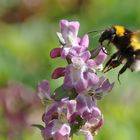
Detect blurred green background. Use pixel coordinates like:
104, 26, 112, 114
0, 0, 140, 140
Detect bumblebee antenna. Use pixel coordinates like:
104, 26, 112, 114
90, 32, 102, 39
87, 30, 99, 34
87, 30, 104, 40
87, 29, 104, 34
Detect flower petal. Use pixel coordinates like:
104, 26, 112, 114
80, 51, 91, 62
38, 80, 50, 95
67, 100, 77, 118
79, 130, 94, 140
63, 66, 73, 90
58, 124, 71, 136
38, 80, 51, 100
50, 48, 62, 58
95, 48, 107, 65
75, 78, 88, 94
79, 34, 89, 51
52, 67, 65, 79
60, 20, 68, 33
52, 124, 71, 140
68, 21, 80, 36
42, 104, 58, 124
86, 59, 96, 68
85, 72, 99, 88
95, 79, 114, 94
41, 121, 54, 140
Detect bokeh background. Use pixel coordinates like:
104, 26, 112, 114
0, 0, 140, 140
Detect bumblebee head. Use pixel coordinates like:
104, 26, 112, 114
99, 25, 128, 45
99, 27, 116, 45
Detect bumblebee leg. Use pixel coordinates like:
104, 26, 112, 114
118, 57, 134, 83
118, 65, 127, 84
134, 50, 140, 56
103, 51, 120, 72
104, 60, 121, 73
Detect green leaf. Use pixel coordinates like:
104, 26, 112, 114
53, 85, 77, 101
32, 124, 44, 130
70, 115, 85, 136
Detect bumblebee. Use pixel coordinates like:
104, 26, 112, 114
98, 25, 140, 82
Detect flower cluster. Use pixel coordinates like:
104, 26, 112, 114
37, 20, 114, 140
0, 81, 41, 139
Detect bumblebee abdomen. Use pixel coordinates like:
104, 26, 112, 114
130, 35, 140, 51
130, 59, 140, 72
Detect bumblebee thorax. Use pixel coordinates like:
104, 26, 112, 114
114, 25, 125, 37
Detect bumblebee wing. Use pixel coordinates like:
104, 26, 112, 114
132, 30, 140, 35
130, 31, 140, 50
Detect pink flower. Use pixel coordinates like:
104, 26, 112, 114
76, 95, 102, 124
76, 95, 103, 140
63, 56, 99, 94
42, 121, 71, 140
88, 77, 114, 100
78, 116, 104, 140
42, 98, 76, 125
51, 48, 112, 95
50, 20, 90, 59
38, 19, 114, 140
41, 98, 76, 140
61, 34, 90, 59
0, 81, 41, 139
58, 19, 80, 46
